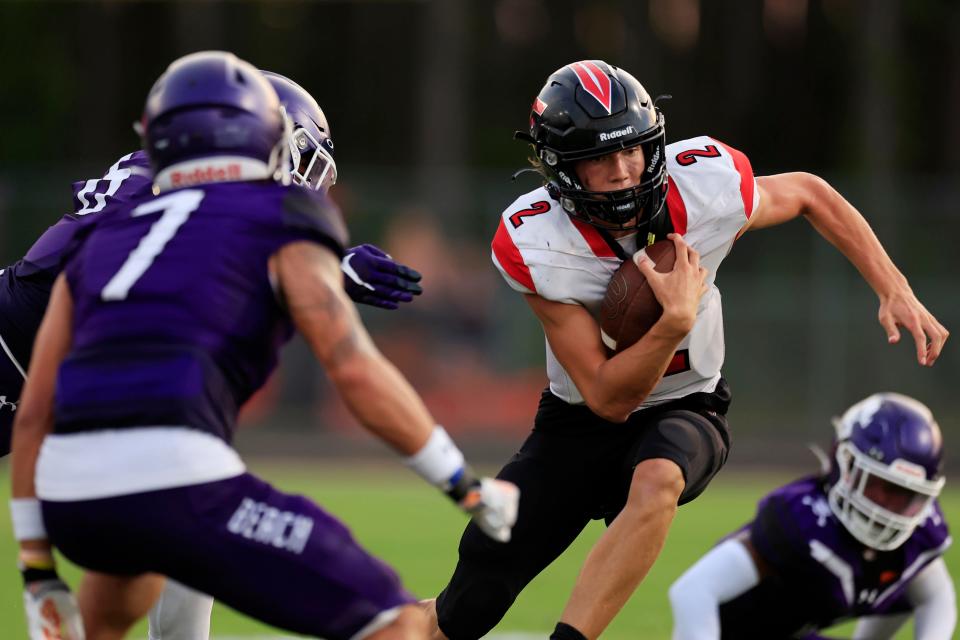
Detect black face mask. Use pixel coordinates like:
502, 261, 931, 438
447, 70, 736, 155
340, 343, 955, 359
545, 130, 668, 232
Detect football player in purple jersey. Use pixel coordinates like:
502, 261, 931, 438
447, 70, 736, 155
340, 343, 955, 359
142, 71, 425, 640
0, 68, 424, 640
9, 51, 518, 640
0, 77, 420, 456
670, 393, 955, 640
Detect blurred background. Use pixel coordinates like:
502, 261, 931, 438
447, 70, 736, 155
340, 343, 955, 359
0, 0, 957, 469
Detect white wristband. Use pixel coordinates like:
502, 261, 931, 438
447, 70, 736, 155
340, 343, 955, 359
404, 426, 466, 486
9, 498, 47, 542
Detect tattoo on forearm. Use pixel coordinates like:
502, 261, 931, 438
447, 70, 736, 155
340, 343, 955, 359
328, 323, 362, 367
286, 278, 344, 316
289, 284, 363, 363
280, 244, 367, 367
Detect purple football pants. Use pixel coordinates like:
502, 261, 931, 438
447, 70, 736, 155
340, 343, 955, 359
43, 472, 414, 639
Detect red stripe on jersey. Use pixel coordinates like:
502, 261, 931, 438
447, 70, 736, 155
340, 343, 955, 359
664, 349, 691, 377
570, 61, 612, 114
492, 220, 536, 292
713, 139, 756, 219
666, 176, 688, 235
570, 217, 618, 259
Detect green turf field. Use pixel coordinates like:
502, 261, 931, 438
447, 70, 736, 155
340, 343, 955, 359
0, 461, 954, 639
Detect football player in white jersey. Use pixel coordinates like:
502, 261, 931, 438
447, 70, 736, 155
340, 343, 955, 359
422, 60, 948, 640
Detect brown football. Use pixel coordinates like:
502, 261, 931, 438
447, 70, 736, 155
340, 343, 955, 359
599, 240, 677, 354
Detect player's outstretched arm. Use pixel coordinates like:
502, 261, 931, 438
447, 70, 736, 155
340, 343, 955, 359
901, 558, 956, 640
526, 234, 707, 423
272, 241, 518, 541
8, 275, 85, 640
743, 172, 948, 366
668, 537, 761, 640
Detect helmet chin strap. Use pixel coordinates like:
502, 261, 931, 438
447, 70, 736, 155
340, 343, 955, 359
513, 130, 537, 145
646, 196, 674, 242
593, 225, 632, 261
510, 167, 542, 182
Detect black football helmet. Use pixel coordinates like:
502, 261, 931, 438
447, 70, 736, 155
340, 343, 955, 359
518, 60, 667, 231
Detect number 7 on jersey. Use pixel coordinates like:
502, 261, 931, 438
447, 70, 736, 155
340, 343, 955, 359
101, 189, 205, 301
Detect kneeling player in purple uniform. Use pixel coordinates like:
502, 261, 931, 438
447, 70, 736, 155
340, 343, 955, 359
9, 51, 518, 640
669, 393, 955, 640
2, 70, 425, 640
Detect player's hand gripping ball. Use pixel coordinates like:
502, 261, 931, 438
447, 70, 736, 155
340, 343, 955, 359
599, 239, 677, 354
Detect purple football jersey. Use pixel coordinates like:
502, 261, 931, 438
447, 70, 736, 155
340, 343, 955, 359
0, 151, 152, 456
718, 476, 951, 638
54, 181, 347, 442
0, 152, 151, 365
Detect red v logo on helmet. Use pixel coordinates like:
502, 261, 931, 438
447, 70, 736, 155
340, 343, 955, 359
570, 61, 612, 114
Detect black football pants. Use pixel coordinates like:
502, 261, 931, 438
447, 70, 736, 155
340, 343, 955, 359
435, 380, 732, 640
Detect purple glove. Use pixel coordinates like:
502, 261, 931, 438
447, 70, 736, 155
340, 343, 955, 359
341, 244, 423, 310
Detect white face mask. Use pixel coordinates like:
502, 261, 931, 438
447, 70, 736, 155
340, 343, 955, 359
288, 125, 337, 193
828, 442, 944, 551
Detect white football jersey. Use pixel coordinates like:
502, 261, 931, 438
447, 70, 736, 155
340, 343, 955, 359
492, 136, 760, 408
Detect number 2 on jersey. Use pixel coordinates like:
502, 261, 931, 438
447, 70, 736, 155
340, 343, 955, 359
675, 144, 721, 166
509, 200, 550, 228
101, 189, 205, 301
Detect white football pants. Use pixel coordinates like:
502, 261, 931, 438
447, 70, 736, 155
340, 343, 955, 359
148, 579, 214, 640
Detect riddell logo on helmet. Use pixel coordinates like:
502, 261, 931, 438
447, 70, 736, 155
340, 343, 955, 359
646, 145, 661, 173
170, 164, 243, 188
599, 126, 634, 142
891, 460, 926, 478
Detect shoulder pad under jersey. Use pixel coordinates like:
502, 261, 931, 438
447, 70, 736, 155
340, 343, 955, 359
749, 477, 833, 573
281, 186, 349, 258
71, 150, 153, 217
664, 135, 759, 255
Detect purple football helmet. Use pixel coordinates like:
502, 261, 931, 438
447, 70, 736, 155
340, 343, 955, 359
261, 71, 338, 193
828, 392, 945, 550
139, 51, 287, 190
